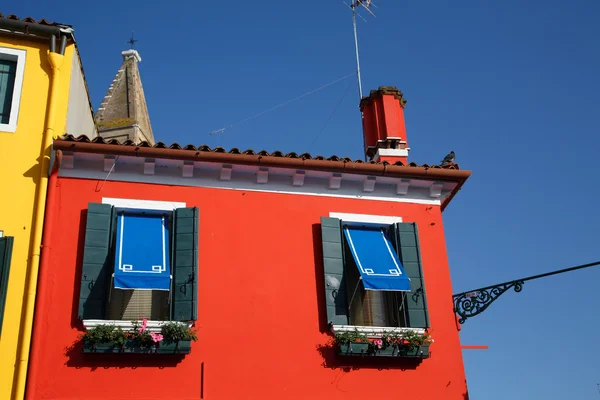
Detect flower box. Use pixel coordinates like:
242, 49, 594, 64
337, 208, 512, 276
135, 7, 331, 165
82, 339, 192, 354
338, 342, 430, 358
80, 319, 197, 355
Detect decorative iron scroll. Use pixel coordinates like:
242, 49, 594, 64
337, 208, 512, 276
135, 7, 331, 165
453, 281, 524, 324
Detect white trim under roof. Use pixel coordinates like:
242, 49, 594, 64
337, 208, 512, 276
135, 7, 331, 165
60, 155, 457, 206
329, 212, 402, 225
83, 319, 192, 332
331, 324, 425, 338
102, 197, 186, 211
0, 46, 26, 133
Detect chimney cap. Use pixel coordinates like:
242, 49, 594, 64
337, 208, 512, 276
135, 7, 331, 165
359, 86, 407, 110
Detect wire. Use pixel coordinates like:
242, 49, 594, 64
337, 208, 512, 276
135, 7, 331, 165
209, 72, 355, 135
308, 80, 353, 151
96, 155, 119, 192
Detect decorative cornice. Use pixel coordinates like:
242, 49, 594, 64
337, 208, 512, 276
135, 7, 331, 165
54, 138, 470, 210
58, 152, 459, 206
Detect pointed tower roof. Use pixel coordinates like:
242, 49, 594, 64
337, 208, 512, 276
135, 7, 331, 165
95, 49, 155, 144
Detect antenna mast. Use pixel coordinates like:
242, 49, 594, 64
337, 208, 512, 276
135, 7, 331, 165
347, 0, 375, 100
351, 1, 363, 99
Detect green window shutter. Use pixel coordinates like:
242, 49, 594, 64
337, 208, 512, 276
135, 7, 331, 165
0, 59, 16, 124
172, 207, 198, 321
393, 222, 430, 328
0, 236, 14, 334
78, 203, 114, 320
320, 217, 349, 325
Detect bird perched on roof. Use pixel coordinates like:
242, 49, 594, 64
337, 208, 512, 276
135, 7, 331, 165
441, 151, 455, 164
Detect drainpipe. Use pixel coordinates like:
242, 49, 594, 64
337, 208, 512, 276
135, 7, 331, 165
23, 151, 61, 400
14, 34, 66, 400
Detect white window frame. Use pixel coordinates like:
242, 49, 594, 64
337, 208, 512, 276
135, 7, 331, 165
328, 211, 424, 337
0, 47, 26, 133
83, 319, 191, 332
81, 198, 187, 330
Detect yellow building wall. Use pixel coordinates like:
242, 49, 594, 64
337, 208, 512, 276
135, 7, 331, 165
0, 36, 74, 400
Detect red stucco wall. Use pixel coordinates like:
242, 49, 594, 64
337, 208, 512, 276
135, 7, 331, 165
28, 177, 468, 399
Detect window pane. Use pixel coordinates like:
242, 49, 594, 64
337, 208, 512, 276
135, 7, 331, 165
0, 60, 16, 124
365, 291, 388, 326
107, 289, 169, 320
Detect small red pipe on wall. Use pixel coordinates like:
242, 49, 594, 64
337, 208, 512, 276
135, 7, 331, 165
25, 150, 62, 400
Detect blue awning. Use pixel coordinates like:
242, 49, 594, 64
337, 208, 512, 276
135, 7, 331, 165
114, 214, 171, 291
343, 227, 411, 291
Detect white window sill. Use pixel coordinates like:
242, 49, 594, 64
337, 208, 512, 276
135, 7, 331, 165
331, 324, 425, 338
83, 319, 192, 332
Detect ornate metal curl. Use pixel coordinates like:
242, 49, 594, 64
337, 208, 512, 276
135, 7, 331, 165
452, 261, 600, 324
453, 280, 524, 324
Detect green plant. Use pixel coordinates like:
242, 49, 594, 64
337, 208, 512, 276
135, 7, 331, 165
113, 327, 127, 346
81, 324, 117, 345
399, 329, 433, 348
160, 322, 198, 344
333, 329, 368, 345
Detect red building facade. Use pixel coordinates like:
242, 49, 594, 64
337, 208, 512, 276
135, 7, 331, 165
26, 87, 471, 399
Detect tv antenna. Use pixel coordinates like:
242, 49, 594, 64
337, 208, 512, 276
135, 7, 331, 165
343, 0, 376, 100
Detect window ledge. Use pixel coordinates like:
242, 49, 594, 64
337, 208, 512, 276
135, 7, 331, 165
331, 324, 425, 338
82, 319, 192, 332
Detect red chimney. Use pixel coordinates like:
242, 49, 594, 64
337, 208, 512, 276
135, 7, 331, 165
359, 86, 409, 164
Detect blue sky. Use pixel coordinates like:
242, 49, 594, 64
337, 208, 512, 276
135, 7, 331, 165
9, 0, 600, 398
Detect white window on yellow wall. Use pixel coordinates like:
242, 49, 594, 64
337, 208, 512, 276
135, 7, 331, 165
0, 47, 25, 133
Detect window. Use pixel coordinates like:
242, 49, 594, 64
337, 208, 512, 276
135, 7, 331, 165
345, 242, 408, 327
0, 47, 26, 133
78, 202, 199, 326
108, 212, 172, 321
0, 236, 14, 335
320, 216, 429, 332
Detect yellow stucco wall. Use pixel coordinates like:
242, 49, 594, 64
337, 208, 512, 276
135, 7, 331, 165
0, 36, 75, 400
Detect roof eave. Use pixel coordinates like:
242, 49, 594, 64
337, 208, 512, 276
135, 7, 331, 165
0, 17, 73, 41
53, 139, 471, 210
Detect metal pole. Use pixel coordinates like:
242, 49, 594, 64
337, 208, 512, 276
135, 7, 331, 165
350, 1, 367, 162
351, 2, 363, 100
453, 261, 600, 298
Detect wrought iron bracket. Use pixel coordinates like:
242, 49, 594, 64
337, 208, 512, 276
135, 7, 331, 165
453, 281, 524, 324
452, 261, 600, 324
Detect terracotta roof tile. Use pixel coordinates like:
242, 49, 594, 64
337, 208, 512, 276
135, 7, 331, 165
0, 13, 70, 27
59, 134, 461, 170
